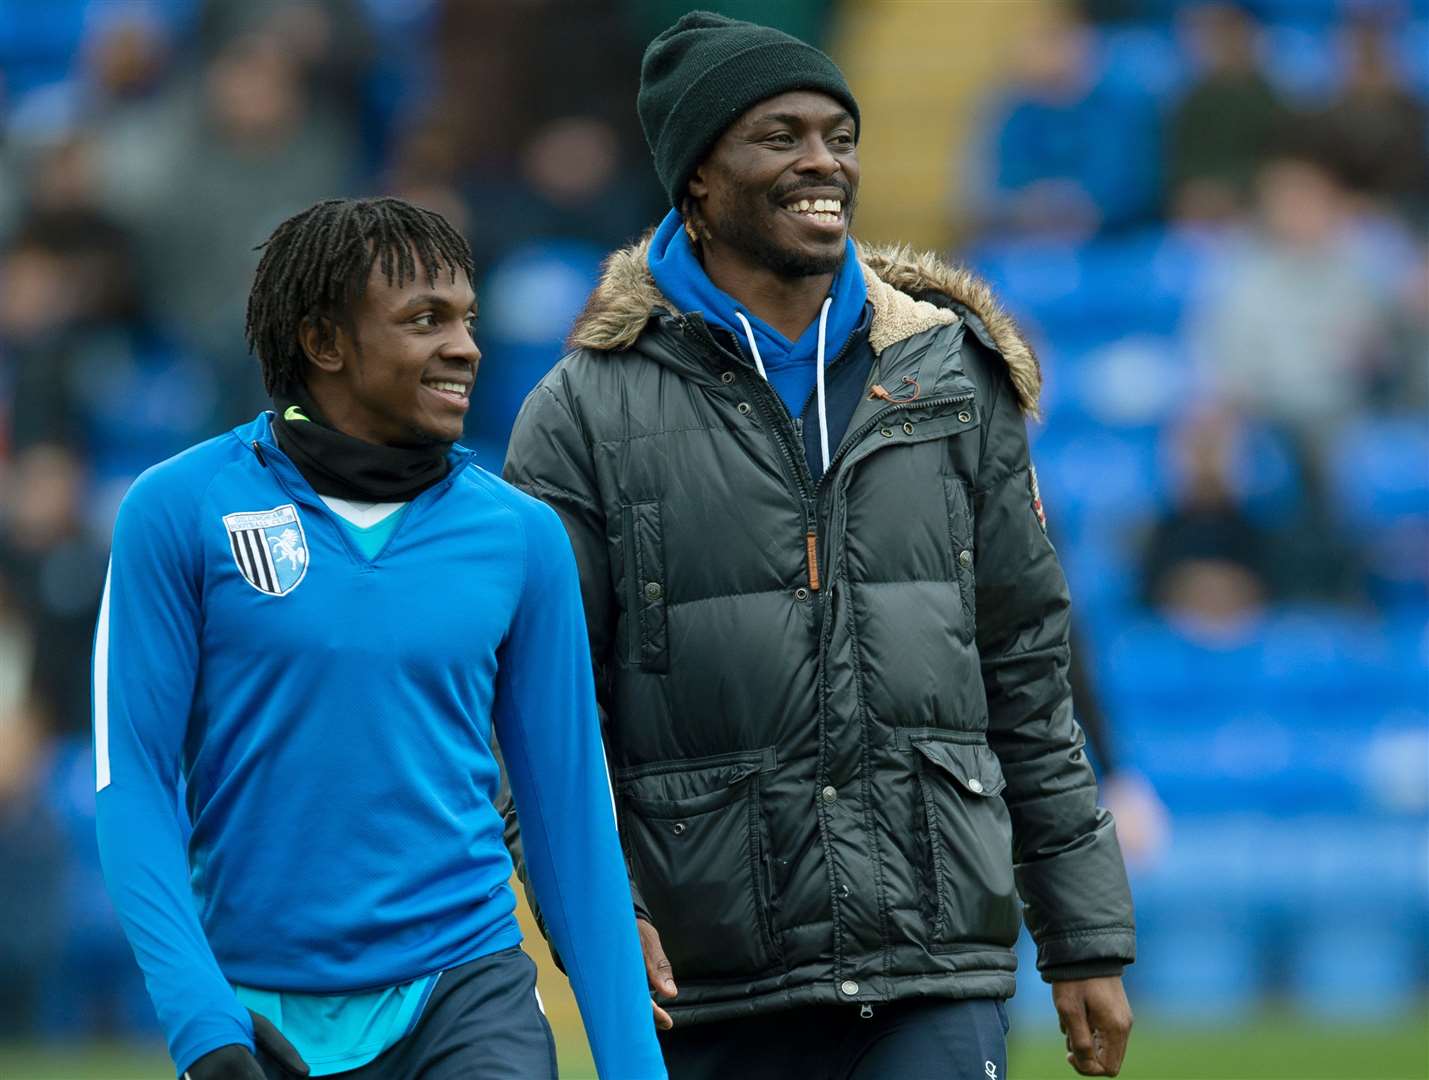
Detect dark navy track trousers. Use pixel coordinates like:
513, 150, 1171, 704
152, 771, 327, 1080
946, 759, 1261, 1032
659, 997, 1009, 1080
254, 947, 557, 1080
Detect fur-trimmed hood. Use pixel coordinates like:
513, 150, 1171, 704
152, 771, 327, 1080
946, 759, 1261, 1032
567, 234, 1041, 415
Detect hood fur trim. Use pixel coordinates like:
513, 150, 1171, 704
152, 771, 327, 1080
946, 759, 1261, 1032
857, 243, 1040, 417
568, 231, 669, 354
568, 234, 1040, 415
859, 261, 959, 356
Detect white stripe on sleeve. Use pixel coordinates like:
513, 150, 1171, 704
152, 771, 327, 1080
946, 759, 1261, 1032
94, 563, 112, 792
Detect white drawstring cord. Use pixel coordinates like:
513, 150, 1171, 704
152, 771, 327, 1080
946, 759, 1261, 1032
734, 297, 834, 473
733, 310, 769, 382
814, 296, 832, 473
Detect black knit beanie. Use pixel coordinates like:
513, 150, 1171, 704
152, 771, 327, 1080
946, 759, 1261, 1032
638, 11, 861, 207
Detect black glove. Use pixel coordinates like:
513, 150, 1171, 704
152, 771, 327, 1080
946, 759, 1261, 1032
183, 1009, 310, 1079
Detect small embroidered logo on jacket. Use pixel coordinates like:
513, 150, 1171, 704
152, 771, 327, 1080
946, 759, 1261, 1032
1029, 464, 1047, 533
223, 504, 309, 595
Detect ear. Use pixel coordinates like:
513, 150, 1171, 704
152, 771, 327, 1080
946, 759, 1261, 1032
687, 164, 709, 201
298, 316, 346, 375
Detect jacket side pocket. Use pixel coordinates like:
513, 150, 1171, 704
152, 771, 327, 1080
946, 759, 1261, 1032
897, 729, 1020, 949
617, 748, 782, 980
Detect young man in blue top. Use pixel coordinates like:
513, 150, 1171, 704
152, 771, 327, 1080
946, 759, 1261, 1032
93, 197, 666, 1080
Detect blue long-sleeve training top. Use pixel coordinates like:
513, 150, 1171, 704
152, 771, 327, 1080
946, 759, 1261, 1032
93, 412, 665, 1079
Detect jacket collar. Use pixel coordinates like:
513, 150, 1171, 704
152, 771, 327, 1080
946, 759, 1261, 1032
567, 232, 1042, 416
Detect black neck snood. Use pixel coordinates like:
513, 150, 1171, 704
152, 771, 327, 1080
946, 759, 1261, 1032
271, 386, 451, 502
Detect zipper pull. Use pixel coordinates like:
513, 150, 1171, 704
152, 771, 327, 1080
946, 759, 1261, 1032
859, 1004, 874, 1019
805, 530, 820, 592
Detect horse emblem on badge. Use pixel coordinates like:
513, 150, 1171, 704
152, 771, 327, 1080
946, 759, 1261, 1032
223, 504, 310, 596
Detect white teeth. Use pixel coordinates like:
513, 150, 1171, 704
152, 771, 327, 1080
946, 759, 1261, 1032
428, 380, 467, 396
785, 198, 842, 217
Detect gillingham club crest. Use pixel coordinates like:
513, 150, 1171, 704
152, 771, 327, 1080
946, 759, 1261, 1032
223, 504, 310, 596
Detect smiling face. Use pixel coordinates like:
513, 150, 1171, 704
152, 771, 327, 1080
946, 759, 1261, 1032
688, 89, 859, 279
301, 255, 480, 445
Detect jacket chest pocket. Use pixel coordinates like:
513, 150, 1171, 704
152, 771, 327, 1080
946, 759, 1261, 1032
616, 748, 781, 980
621, 501, 668, 672
896, 729, 1020, 950
944, 477, 976, 632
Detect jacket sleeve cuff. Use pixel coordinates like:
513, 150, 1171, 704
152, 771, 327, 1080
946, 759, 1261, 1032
1040, 959, 1128, 983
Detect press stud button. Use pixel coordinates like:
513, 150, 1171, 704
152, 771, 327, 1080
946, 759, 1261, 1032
903, 421, 914, 435
958, 550, 973, 569
821, 785, 838, 804
967, 778, 984, 794
840, 980, 859, 996
958, 410, 972, 423
795, 587, 810, 601
737, 402, 752, 415
721, 371, 735, 384
644, 581, 663, 600
880, 428, 893, 438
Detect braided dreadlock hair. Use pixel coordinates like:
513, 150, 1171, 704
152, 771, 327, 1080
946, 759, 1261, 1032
245, 197, 474, 397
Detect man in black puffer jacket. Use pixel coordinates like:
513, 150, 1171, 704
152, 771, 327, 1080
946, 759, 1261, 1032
502, 12, 1135, 1079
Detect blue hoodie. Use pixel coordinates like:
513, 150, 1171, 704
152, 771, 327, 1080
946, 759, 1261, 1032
647, 208, 867, 419
93, 413, 665, 1079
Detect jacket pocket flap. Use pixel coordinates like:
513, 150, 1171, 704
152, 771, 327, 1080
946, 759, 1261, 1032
911, 739, 1006, 798
616, 747, 777, 815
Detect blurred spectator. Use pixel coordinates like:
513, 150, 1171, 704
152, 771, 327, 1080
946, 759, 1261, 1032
1167, 2, 1288, 223
965, 2, 1161, 239
194, 0, 376, 126
384, 118, 472, 239
1140, 409, 1365, 632
0, 444, 108, 739
1, 208, 219, 500
464, 239, 605, 467
0, 594, 65, 1035
1376, 244, 1429, 414
625, 0, 835, 48
433, 0, 661, 280
1194, 153, 1390, 447
98, 28, 359, 422
465, 115, 657, 281
1314, 17, 1429, 223
1140, 411, 1276, 640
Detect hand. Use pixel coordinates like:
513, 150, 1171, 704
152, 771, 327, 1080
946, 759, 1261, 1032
183, 1010, 310, 1079
1052, 976, 1133, 1076
637, 916, 678, 1030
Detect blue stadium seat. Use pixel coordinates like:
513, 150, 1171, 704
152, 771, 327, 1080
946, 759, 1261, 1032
1398, 20, 1429, 96
1124, 816, 1428, 1018
1026, 425, 1164, 534
969, 229, 1199, 345
36, 739, 159, 1039
1095, 26, 1188, 103
1262, 22, 1340, 102
1102, 609, 1428, 815
1332, 419, 1429, 526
